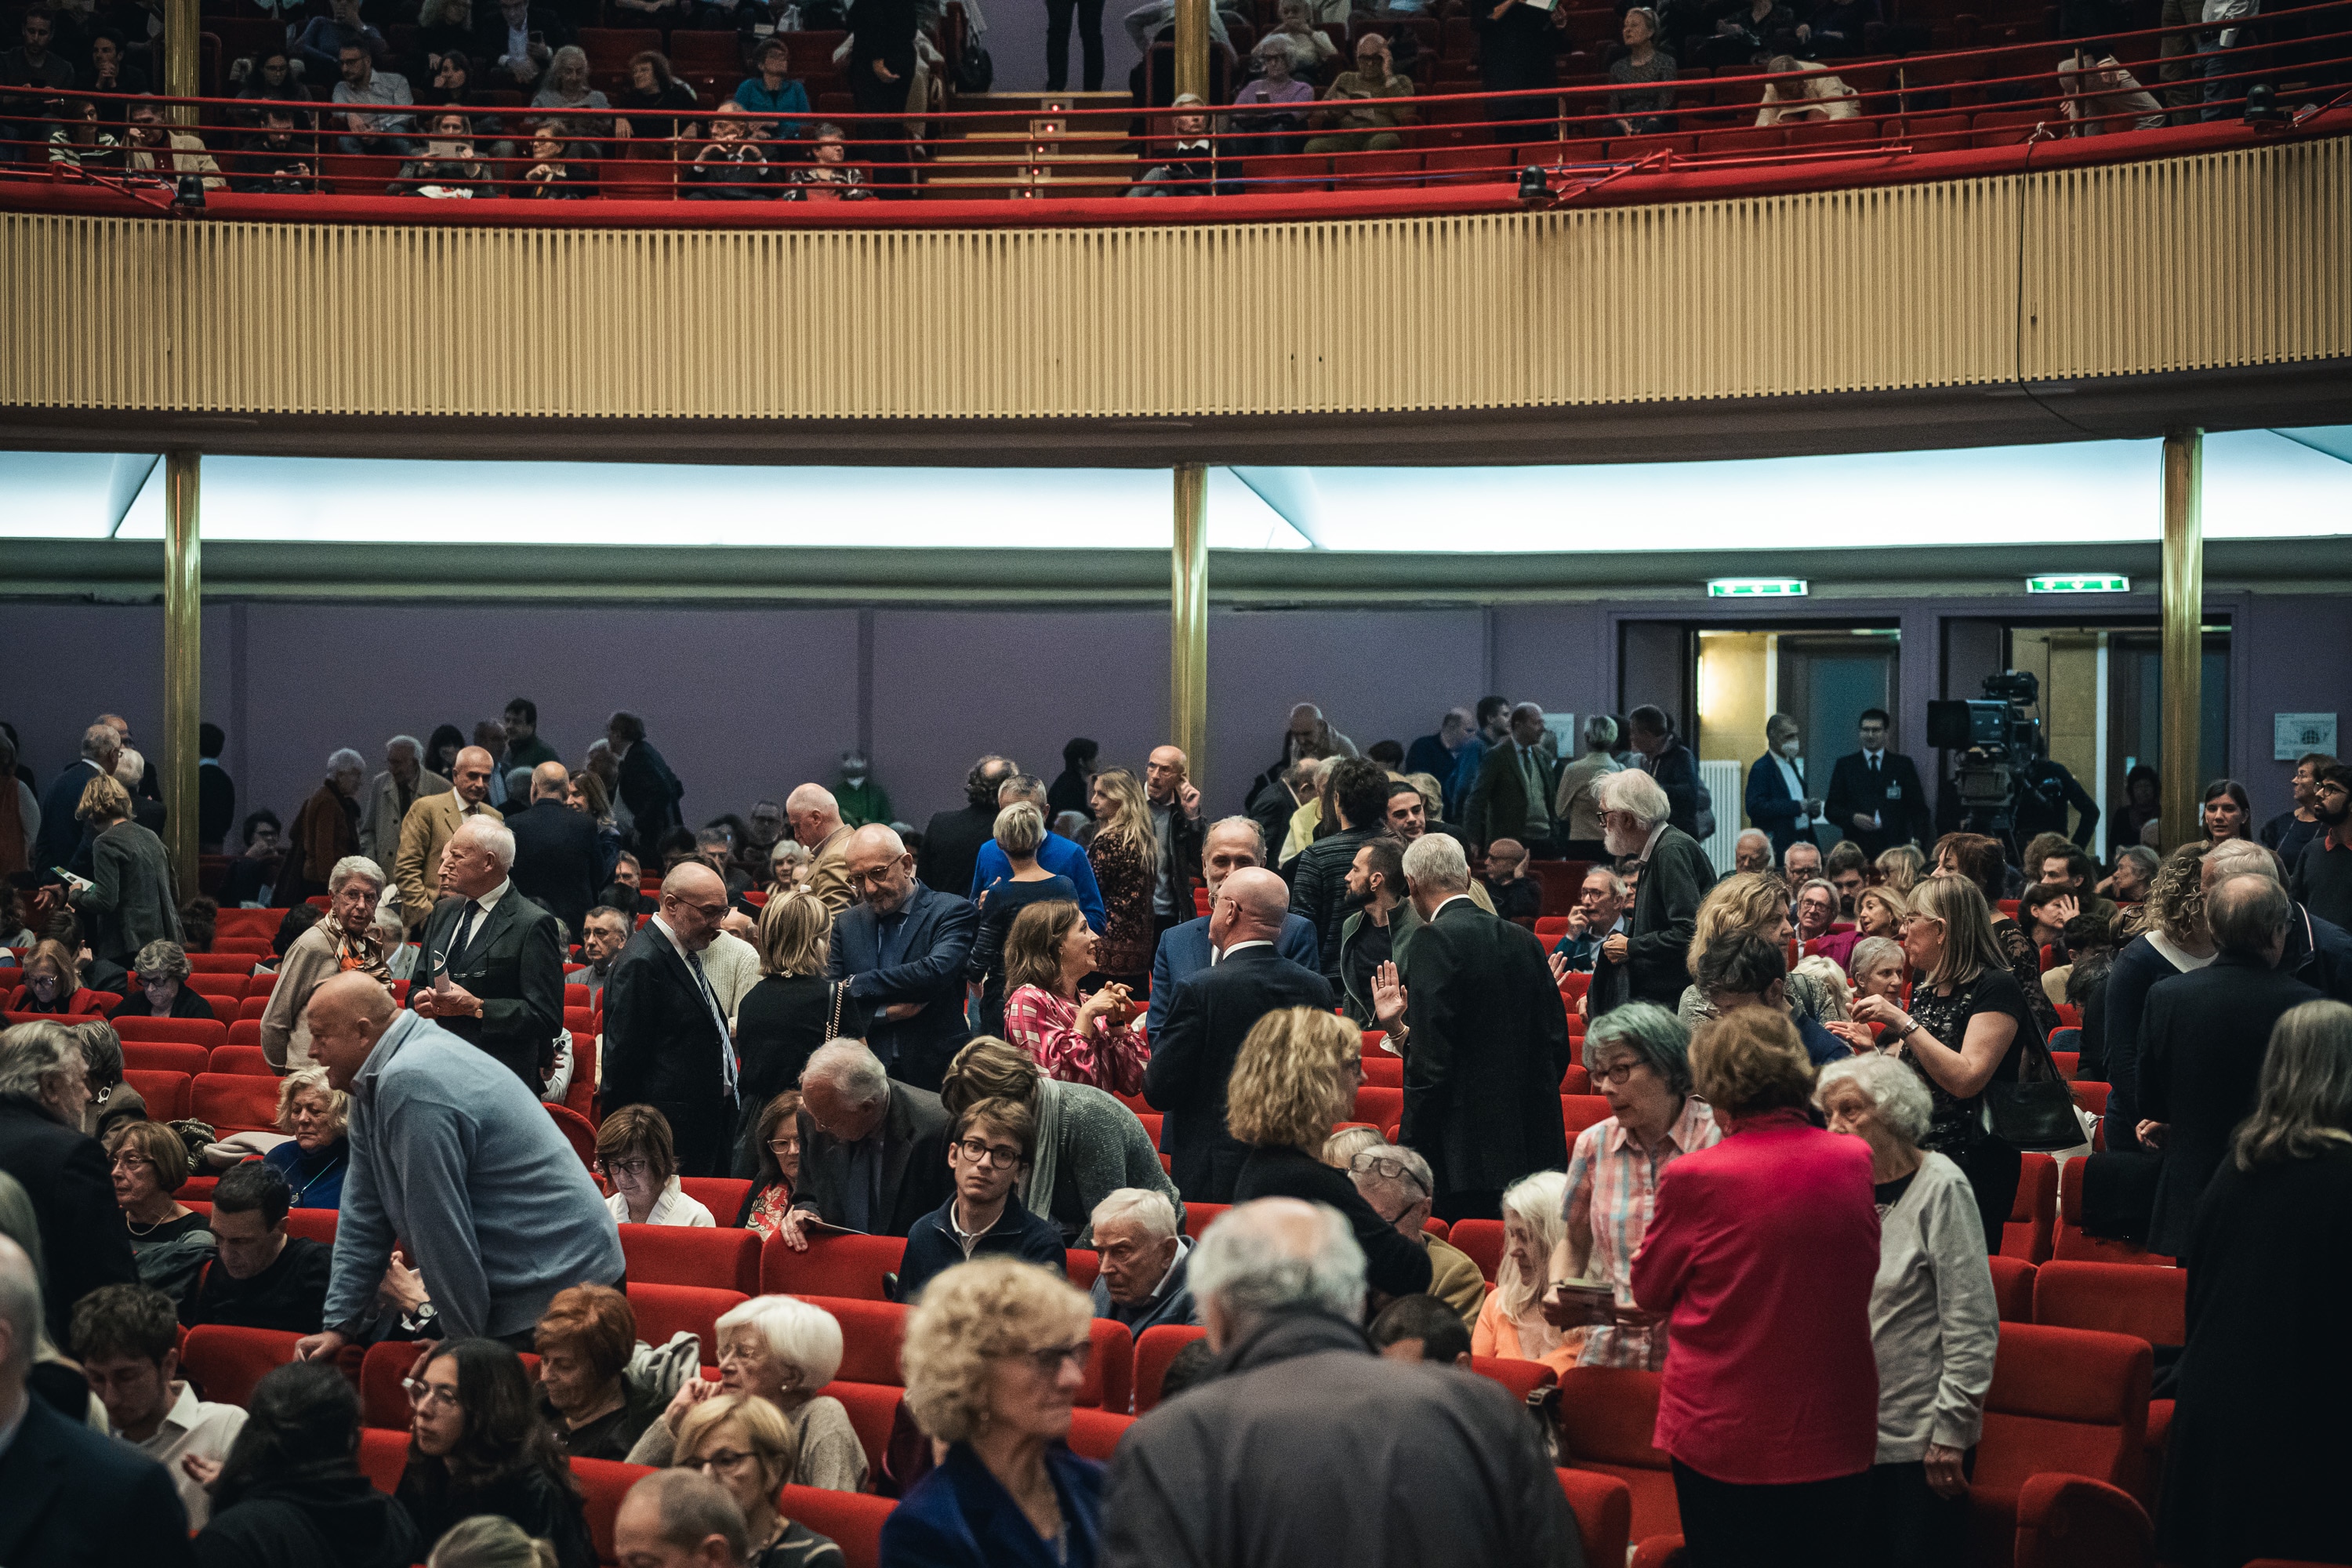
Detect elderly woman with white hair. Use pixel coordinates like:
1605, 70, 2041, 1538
1472, 1170, 1578, 1373
281, 747, 368, 904
1589, 768, 1720, 1015
1227, 34, 1315, 158
263, 1065, 352, 1210
1817, 1052, 1998, 1566
258, 855, 391, 1073
109, 938, 216, 1022
628, 1293, 866, 1491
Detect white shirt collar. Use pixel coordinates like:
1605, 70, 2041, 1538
1862, 748, 1884, 764
1640, 819, 1669, 860
1148, 1236, 1192, 1299
1213, 938, 1272, 964
1429, 893, 1475, 920
652, 913, 697, 963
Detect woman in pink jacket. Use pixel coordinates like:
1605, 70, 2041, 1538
1632, 1006, 1882, 1568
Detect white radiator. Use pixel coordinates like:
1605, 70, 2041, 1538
1699, 760, 1744, 876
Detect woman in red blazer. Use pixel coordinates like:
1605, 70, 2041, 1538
1632, 1006, 1882, 1568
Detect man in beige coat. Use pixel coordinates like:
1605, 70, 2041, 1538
787, 782, 858, 918
394, 746, 501, 932
260, 855, 392, 1071
358, 735, 449, 868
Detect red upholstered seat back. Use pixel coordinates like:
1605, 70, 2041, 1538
1975, 1323, 2151, 1497
759, 1232, 906, 1301
620, 1223, 763, 1296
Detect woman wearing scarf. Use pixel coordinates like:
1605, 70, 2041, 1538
257, 855, 394, 1073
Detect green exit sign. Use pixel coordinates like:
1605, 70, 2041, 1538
2026, 573, 2131, 593
1707, 578, 1808, 598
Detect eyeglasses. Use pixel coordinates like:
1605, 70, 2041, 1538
403, 1377, 461, 1414
690, 1449, 762, 1474
955, 1138, 1024, 1169
600, 1156, 652, 1178
109, 1152, 153, 1171
1016, 1341, 1093, 1377
1348, 1152, 1428, 1195
1590, 1058, 1646, 1086
765, 1136, 802, 1154
675, 898, 730, 920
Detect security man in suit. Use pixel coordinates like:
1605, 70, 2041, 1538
1744, 713, 1825, 862
1463, 702, 1562, 855
1824, 707, 1934, 857
411, 817, 565, 1093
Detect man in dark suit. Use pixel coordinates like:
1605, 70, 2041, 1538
197, 721, 235, 854
829, 824, 979, 1091
2140, 873, 2324, 1258
601, 862, 739, 1178
775, 1039, 953, 1243
1743, 712, 1824, 863
1377, 833, 1573, 1222
34, 721, 121, 880
1148, 868, 1334, 1203
1589, 768, 1719, 1013
1463, 703, 1561, 855
0, 1028, 139, 1345
1627, 704, 1708, 843
918, 753, 1015, 898
0, 1235, 195, 1568
503, 760, 604, 943
1824, 707, 1933, 857
605, 710, 684, 866
411, 817, 566, 1093
1148, 817, 1322, 1040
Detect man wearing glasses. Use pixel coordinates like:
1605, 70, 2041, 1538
602, 862, 742, 1178
894, 1098, 1066, 1303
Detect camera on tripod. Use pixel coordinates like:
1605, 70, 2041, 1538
1926, 673, 2045, 834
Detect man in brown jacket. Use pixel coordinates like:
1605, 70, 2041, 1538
786, 782, 857, 918
393, 746, 500, 933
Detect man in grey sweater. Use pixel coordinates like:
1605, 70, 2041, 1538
292, 972, 623, 1359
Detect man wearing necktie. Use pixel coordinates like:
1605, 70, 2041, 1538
1465, 702, 1563, 858
1824, 708, 1934, 858
411, 818, 566, 1091
394, 744, 503, 935
601, 862, 740, 1177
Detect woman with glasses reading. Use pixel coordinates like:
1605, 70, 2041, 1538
396, 1339, 594, 1568
671, 1393, 845, 1568
883, 1258, 1105, 1568
895, 1098, 1067, 1305
1543, 1001, 1721, 1369
595, 1104, 714, 1228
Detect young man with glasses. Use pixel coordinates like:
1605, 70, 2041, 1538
894, 1097, 1066, 1304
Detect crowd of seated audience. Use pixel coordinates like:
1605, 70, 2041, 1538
1, 691, 2350, 1565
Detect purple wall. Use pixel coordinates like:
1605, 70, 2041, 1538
3, 592, 2343, 850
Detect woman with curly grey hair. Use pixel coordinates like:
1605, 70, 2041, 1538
111, 939, 216, 1022
1817, 1052, 1998, 1567
883, 1258, 1102, 1567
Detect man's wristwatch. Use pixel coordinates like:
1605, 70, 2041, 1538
401, 1300, 441, 1336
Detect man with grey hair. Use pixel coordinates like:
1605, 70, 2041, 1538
612, 1468, 750, 1567
1147, 815, 1321, 1040
786, 782, 856, 918
359, 732, 448, 869
1733, 829, 1772, 873
2099, 842, 2159, 905
1784, 837, 1824, 884
1551, 864, 1631, 975
1103, 1196, 1583, 1568
830, 823, 977, 1091
1089, 1187, 1197, 1333
1405, 706, 1475, 787
0, 1234, 197, 1564
1346, 1143, 1485, 1326
281, 748, 371, 904
1465, 702, 1560, 857
34, 720, 123, 880
1374, 833, 1572, 1222
260, 854, 393, 1073
1591, 768, 1718, 1014
1744, 711, 1825, 864
774, 1039, 953, 1248
2201, 837, 2352, 1003
604, 862, 739, 1177
504, 758, 604, 942
0, 1022, 139, 1344
412, 816, 564, 1092
971, 770, 1107, 933
2140, 872, 2322, 1258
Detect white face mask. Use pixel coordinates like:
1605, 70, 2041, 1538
1780, 739, 1802, 759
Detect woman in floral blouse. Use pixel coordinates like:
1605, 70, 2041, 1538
999, 900, 1147, 1094
1086, 767, 1160, 990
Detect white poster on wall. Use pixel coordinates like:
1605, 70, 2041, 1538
1543, 713, 1577, 759
2275, 713, 2339, 760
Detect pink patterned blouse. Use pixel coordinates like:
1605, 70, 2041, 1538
1001, 984, 1148, 1094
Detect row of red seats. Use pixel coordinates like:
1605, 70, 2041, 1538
2002, 1153, 2176, 1266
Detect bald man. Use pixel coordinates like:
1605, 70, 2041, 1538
296, 972, 622, 1355
504, 757, 606, 941
1144, 744, 1208, 937
829, 823, 979, 1091
1144, 866, 1334, 1203
394, 743, 502, 932
601, 862, 741, 1174
412, 816, 565, 1091
787, 782, 857, 919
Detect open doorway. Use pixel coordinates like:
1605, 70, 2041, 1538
1693, 627, 1902, 775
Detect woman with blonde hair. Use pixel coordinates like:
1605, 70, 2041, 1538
1000, 901, 1145, 1094
1875, 844, 1925, 894
1931, 832, 2062, 1042
10, 939, 101, 1015
2095, 840, 2215, 1156
1812, 884, 1910, 973
67, 771, 180, 970
1473, 1171, 1577, 1373
673, 1394, 845, 1567
1753, 53, 1859, 125
734, 891, 858, 1174
1678, 871, 1835, 1027
1225, 1006, 1433, 1301
1633, 1007, 1881, 1564
1083, 768, 1158, 990
1851, 874, 2045, 1250
965, 803, 1080, 1037
884, 1258, 1104, 1566
263, 1065, 351, 1210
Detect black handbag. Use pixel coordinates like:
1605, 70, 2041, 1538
1979, 1025, 2091, 1152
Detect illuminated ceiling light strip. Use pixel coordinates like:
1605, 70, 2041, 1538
1708, 577, 1808, 597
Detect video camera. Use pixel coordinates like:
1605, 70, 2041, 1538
1926, 673, 2047, 837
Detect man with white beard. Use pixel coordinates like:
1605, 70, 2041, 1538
1585, 769, 1718, 1018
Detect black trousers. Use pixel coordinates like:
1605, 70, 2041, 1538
1864, 1457, 1972, 1568
1955, 1135, 2023, 1254
1672, 1459, 1871, 1568
850, 71, 913, 191
649, 1098, 732, 1179
1044, 0, 1106, 91
1435, 1188, 1504, 1225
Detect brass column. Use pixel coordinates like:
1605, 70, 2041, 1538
1173, 0, 1209, 104
2159, 428, 2202, 855
163, 451, 202, 898
1171, 464, 1209, 792
162, 0, 198, 125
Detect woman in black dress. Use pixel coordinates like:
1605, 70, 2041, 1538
732, 891, 862, 1177
1932, 832, 2064, 1044
2160, 998, 2352, 1568
1850, 873, 2042, 1251
965, 803, 1078, 1038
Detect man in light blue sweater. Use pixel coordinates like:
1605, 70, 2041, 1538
292, 972, 623, 1360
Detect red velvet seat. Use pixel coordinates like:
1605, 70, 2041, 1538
1472, 1354, 1557, 1402
1352, 1084, 1403, 1128
574, 1454, 656, 1563
2032, 1260, 2183, 1346
759, 1232, 906, 1301
679, 1177, 752, 1224
547, 1102, 600, 1171
122, 1040, 209, 1076
783, 1484, 893, 1568
818, 1378, 902, 1479
2002, 1151, 2057, 1263
1180, 1201, 1229, 1241
125, 1068, 192, 1120
285, 1208, 338, 1245
1987, 1254, 2036, 1322
2012, 1472, 2152, 1568
620, 1223, 763, 1295
228, 1018, 263, 1045
810, 1296, 909, 1385
187, 974, 248, 1005
357, 1425, 408, 1490
1971, 1322, 2151, 1545
627, 1283, 748, 1352
1134, 1323, 1209, 1413
2056, 1158, 2172, 1265
1556, 1468, 1635, 1568
112, 1015, 228, 1051
1450, 1218, 1504, 1281
1065, 1406, 1134, 1462
180, 1324, 302, 1406
1562, 1094, 1615, 1138
1556, 1367, 1679, 1544
191, 1071, 283, 1131
209, 1044, 276, 1077
188, 953, 256, 974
